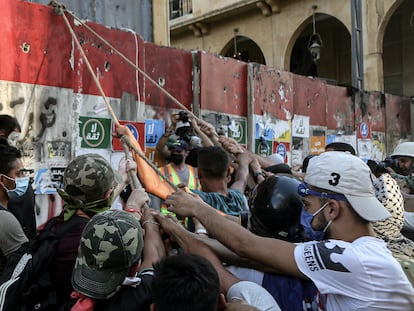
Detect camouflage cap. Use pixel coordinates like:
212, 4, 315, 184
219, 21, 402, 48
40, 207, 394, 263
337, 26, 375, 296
72, 210, 144, 299
63, 153, 117, 203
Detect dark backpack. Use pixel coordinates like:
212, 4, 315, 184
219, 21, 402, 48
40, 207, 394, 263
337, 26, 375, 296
0, 214, 89, 311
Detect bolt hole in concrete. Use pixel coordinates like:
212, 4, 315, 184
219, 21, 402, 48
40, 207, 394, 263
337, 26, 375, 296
158, 77, 165, 86
21, 42, 30, 53
104, 61, 111, 71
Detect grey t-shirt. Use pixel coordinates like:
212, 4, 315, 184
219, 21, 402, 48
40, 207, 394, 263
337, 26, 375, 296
0, 209, 28, 274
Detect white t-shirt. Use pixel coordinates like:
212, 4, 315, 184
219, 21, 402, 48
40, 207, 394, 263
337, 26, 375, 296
227, 281, 281, 311
294, 237, 414, 310
403, 211, 414, 230
226, 265, 264, 285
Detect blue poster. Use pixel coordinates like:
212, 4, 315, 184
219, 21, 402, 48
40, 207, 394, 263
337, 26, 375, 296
145, 119, 165, 148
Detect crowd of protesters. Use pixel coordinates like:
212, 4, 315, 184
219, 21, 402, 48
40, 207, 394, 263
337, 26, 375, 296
1, 112, 414, 310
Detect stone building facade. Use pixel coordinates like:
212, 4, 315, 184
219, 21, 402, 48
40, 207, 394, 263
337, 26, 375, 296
169, 0, 414, 98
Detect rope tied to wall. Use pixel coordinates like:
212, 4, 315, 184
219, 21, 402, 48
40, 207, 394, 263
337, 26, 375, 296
51, 0, 178, 197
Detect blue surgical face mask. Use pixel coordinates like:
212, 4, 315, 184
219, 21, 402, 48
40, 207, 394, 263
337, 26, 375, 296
300, 202, 330, 241
1, 175, 29, 197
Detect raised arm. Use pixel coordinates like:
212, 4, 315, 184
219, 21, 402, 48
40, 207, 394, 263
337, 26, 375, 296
139, 208, 166, 269
154, 213, 239, 294
164, 190, 304, 278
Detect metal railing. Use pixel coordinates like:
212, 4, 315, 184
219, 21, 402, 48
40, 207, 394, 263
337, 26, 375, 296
169, 0, 192, 19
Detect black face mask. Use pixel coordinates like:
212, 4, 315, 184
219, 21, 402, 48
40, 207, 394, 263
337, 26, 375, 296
169, 154, 185, 165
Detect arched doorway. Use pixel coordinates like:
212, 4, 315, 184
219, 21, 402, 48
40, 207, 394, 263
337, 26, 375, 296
221, 35, 266, 65
289, 14, 351, 86
383, 0, 414, 96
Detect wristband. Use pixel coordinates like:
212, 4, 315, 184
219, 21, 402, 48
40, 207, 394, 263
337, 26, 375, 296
126, 208, 141, 214
142, 220, 160, 227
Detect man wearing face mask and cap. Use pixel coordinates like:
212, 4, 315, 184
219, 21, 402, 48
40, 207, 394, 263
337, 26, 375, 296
49, 153, 120, 306
158, 138, 200, 216
0, 114, 36, 240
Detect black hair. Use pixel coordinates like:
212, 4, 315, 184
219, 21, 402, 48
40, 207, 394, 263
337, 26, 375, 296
197, 146, 229, 179
0, 115, 21, 136
152, 254, 220, 311
0, 144, 21, 175
302, 154, 317, 173
325, 142, 356, 155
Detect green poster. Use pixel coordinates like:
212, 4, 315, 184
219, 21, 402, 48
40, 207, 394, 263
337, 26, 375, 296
79, 116, 112, 148
255, 138, 273, 157
228, 118, 246, 145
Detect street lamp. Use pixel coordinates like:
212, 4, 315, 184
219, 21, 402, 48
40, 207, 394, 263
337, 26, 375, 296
233, 28, 241, 59
308, 5, 323, 63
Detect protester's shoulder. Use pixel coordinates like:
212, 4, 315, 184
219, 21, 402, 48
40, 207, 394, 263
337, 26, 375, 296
0, 209, 22, 226
191, 189, 207, 198
228, 188, 243, 197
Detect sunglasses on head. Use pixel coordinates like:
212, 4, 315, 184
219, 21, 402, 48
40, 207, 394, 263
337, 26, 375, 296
297, 182, 347, 201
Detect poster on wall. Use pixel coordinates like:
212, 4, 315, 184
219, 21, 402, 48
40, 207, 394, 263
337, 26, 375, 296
274, 120, 291, 143
292, 115, 309, 138
79, 116, 112, 149
145, 119, 165, 148
310, 136, 326, 154
254, 116, 291, 143
358, 122, 371, 139
273, 142, 290, 163
255, 118, 273, 141
358, 139, 373, 161
112, 120, 145, 152
228, 118, 247, 145
33, 167, 58, 194
255, 138, 273, 157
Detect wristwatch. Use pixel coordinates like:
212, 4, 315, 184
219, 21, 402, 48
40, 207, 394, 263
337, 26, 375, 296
253, 171, 265, 183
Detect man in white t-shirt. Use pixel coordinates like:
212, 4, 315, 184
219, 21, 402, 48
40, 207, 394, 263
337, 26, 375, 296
163, 151, 414, 310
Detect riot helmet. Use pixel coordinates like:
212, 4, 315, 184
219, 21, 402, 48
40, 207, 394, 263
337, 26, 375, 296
391, 142, 414, 158
248, 174, 305, 242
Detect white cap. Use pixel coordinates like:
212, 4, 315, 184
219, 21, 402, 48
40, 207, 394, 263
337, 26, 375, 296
304, 151, 391, 222
267, 153, 284, 165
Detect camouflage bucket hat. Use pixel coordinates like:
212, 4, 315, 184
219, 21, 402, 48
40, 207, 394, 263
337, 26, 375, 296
72, 210, 144, 299
63, 153, 119, 203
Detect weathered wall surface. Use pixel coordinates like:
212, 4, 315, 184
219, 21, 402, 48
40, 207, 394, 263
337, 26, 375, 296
1, 0, 410, 226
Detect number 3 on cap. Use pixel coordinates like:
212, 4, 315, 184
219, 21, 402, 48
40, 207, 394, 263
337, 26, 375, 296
329, 173, 340, 186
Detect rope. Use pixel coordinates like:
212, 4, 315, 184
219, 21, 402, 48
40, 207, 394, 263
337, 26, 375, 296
50, 0, 177, 192
51, 0, 198, 123
120, 136, 178, 191
52, 1, 120, 127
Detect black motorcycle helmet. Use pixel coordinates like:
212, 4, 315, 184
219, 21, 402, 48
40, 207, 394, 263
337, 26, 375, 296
248, 174, 305, 242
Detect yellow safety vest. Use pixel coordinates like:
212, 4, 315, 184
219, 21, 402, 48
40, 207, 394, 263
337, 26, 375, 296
159, 164, 200, 220
160, 164, 200, 190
